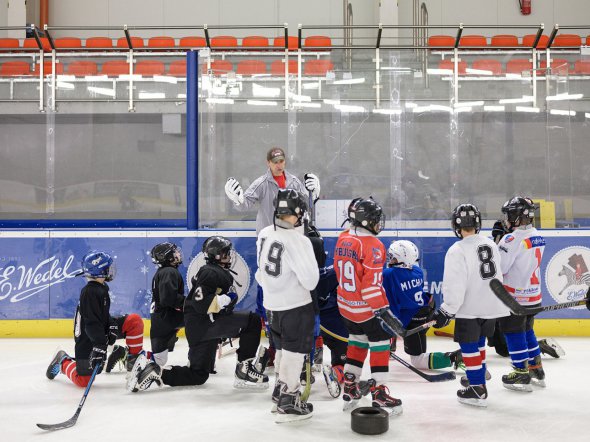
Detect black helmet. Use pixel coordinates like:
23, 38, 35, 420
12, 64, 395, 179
274, 188, 308, 227
451, 203, 481, 238
150, 242, 182, 267
348, 197, 385, 235
202, 236, 233, 268
501, 196, 537, 230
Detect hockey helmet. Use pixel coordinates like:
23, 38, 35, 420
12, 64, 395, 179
348, 197, 385, 235
501, 196, 537, 230
81, 250, 115, 281
451, 203, 481, 238
202, 236, 233, 268
274, 188, 308, 226
388, 240, 419, 268
150, 242, 183, 267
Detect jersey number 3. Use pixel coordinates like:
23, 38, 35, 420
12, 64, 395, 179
477, 245, 497, 279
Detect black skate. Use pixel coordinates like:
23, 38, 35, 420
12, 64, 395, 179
125, 352, 148, 391
502, 366, 533, 392
368, 379, 403, 416
457, 384, 488, 407
528, 355, 546, 388
445, 349, 465, 370
276, 390, 313, 423
389, 336, 397, 359
342, 373, 371, 411
312, 345, 323, 372
126, 352, 143, 372
300, 367, 315, 386
106, 345, 128, 373
321, 365, 342, 398
127, 361, 162, 393
460, 369, 492, 387
254, 346, 271, 374
271, 379, 286, 413
234, 358, 269, 390
539, 338, 565, 359
46, 350, 70, 380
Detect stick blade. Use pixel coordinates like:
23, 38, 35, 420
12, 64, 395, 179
426, 371, 456, 382
36, 417, 77, 431
489, 278, 525, 315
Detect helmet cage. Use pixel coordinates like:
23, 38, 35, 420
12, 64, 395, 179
451, 203, 481, 238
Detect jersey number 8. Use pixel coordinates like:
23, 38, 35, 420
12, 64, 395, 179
477, 244, 497, 279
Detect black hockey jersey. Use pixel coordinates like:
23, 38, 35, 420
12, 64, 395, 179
74, 281, 111, 362
151, 266, 185, 327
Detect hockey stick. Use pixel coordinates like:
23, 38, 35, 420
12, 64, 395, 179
433, 330, 454, 338
380, 314, 437, 339
37, 364, 100, 431
301, 354, 312, 401
389, 352, 456, 382
489, 278, 589, 315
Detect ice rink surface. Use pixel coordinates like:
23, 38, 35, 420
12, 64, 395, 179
1, 336, 588, 442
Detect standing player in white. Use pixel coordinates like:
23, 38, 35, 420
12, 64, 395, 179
256, 189, 319, 423
496, 197, 547, 391
432, 203, 510, 407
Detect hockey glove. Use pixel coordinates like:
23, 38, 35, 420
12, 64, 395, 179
374, 307, 404, 337
90, 345, 107, 373
304, 173, 320, 202
224, 177, 244, 206
432, 308, 453, 329
218, 292, 239, 315
107, 323, 119, 346
491, 220, 508, 244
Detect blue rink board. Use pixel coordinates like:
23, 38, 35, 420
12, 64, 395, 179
0, 232, 589, 320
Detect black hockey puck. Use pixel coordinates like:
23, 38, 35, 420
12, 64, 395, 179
351, 407, 389, 435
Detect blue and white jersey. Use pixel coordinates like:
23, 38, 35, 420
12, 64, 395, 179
382, 265, 429, 328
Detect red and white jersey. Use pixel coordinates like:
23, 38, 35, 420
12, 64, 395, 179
334, 228, 389, 323
441, 234, 510, 319
498, 225, 545, 306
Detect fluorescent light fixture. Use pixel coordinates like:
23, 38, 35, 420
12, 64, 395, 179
412, 104, 453, 113
505, 73, 524, 79
247, 100, 278, 106
484, 105, 505, 112
252, 83, 281, 97
405, 102, 418, 109
87, 86, 116, 98
427, 68, 453, 75
454, 101, 484, 108
294, 102, 321, 108
153, 75, 178, 84
177, 93, 187, 99
454, 106, 472, 113
139, 92, 165, 99
466, 68, 493, 76
546, 93, 584, 101
323, 99, 340, 105
334, 104, 366, 113
119, 74, 143, 81
302, 82, 320, 90
515, 106, 540, 113
251, 73, 271, 78
333, 77, 365, 85
586, 112, 590, 119
85, 75, 109, 82
287, 91, 312, 102
499, 95, 534, 104
373, 108, 403, 115
381, 67, 412, 71
56, 75, 75, 81
56, 81, 75, 90
206, 97, 234, 104
549, 109, 576, 116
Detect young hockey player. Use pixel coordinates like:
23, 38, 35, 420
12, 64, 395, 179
432, 203, 510, 407
256, 188, 319, 423
495, 197, 547, 390
46, 251, 146, 387
128, 236, 268, 392
382, 240, 463, 371
334, 197, 403, 415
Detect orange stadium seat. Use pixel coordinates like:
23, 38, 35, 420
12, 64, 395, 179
54, 37, 82, 49
587, 35, 590, 46
67, 60, 98, 76
459, 35, 487, 47
116, 37, 144, 49
471, 59, 502, 75
242, 36, 269, 48
202, 59, 233, 75
0, 38, 19, 49
33, 61, 64, 75
135, 60, 165, 76
168, 60, 187, 76
438, 59, 467, 74
148, 36, 176, 48
573, 60, 590, 74
522, 34, 548, 49
179, 36, 207, 48
540, 59, 569, 74
101, 60, 130, 76
552, 34, 582, 47
428, 35, 455, 47
273, 36, 299, 50
303, 59, 334, 76
236, 60, 266, 75
85, 37, 113, 49
0, 61, 31, 76
304, 36, 332, 48
270, 59, 298, 75
491, 35, 519, 47
505, 59, 533, 75
210, 36, 238, 48
23, 37, 51, 51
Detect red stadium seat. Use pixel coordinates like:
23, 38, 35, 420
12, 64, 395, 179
202, 59, 233, 75
169, 60, 187, 76
33, 61, 64, 75
242, 36, 269, 48
236, 60, 267, 75
54, 37, 82, 49
304, 36, 332, 48
552, 34, 582, 47
0, 61, 31, 76
148, 36, 176, 48
428, 35, 454, 47
540, 59, 569, 74
303, 59, 334, 76
522, 34, 548, 49
23, 37, 51, 51
273, 36, 299, 50
459, 35, 487, 47
85, 37, 113, 49
471, 59, 502, 75
116, 37, 144, 49
101, 60, 130, 76
135, 60, 166, 76
67, 60, 98, 76
573, 60, 590, 74
179, 36, 206, 48
438, 59, 467, 74
0, 38, 19, 49
270, 59, 298, 75
505, 59, 533, 75
210, 36, 238, 48
490, 35, 519, 47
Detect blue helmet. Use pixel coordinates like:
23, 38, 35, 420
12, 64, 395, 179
81, 251, 115, 281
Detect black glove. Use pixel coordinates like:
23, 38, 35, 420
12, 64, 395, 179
374, 307, 404, 336
107, 324, 118, 346
89, 345, 107, 373
432, 308, 453, 329
219, 292, 238, 315
492, 220, 508, 244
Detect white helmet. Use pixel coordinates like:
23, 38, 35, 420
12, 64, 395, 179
387, 240, 419, 268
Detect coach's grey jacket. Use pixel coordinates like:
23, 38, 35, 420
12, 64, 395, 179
236, 169, 306, 234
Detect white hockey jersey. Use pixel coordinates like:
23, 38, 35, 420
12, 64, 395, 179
256, 220, 319, 311
498, 225, 545, 306
440, 233, 510, 319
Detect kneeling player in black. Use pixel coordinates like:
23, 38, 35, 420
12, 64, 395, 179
128, 236, 268, 392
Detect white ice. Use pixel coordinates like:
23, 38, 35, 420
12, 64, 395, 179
1, 337, 588, 442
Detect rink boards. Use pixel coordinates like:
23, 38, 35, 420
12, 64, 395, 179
0, 229, 589, 336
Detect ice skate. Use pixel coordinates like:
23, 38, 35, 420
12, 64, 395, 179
271, 379, 286, 413
389, 336, 397, 359
321, 365, 342, 398
539, 338, 565, 359
105, 345, 127, 373
460, 369, 492, 387
342, 373, 371, 411
125, 352, 148, 391
234, 358, 269, 390
502, 366, 533, 392
46, 350, 70, 380
127, 361, 162, 393
528, 355, 546, 388
276, 389, 313, 423
254, 346, 271, 374
457, 384, 488, 407
445, 349, 465, 370
368, 379, 403, 416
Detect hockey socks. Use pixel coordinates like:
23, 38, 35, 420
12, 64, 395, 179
61, 359, 91, 388
504, 331, 529, 369
525, 329, 541, 363
459, 338, 486, 386
121, 313, 145, 355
